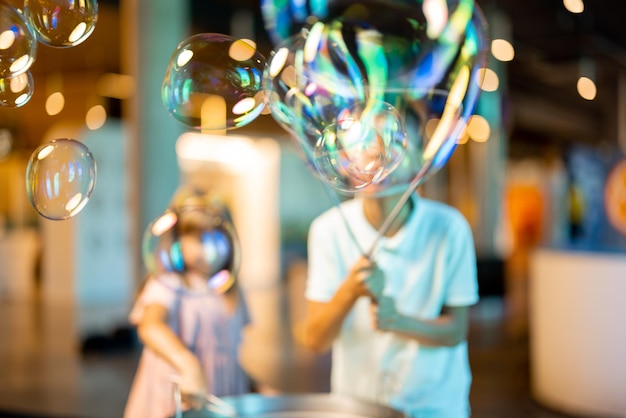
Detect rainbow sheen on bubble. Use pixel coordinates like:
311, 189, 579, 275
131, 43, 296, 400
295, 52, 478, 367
0, 2, 37, 78
265, 4, 488, 195
143, 202, 240, 295
162, 33, 267, 131
360, 6, 488, 196
0, 70, 34, 107
24, 0, 98, 48
261, 0, 475, 51
313, 102, 408, 192
26, 138, 97, 220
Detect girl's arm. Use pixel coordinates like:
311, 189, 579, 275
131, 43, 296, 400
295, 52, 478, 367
371, 297, 470, 347
137, 303, 207, 397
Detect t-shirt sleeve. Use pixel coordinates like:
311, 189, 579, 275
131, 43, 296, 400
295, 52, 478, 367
444, 214, 480, 307
305, 214, 341, 303
128, 277, 176, 325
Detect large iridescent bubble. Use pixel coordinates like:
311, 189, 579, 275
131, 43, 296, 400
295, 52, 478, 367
261, 0, 475, 55
24, 0, 98, 48
265, 24, 412, 193
0, 2, 37, 78
362, 6, 489, 196
0, 70, 34, 107
25, 138, 97, 220
265, 5, 488, 195
162, 33, 267, 131
143, 202, 240, 295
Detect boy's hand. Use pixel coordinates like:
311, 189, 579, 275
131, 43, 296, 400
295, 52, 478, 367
362, 265, 385, 300
370, 296, 399, 331
346, 256, 383, 300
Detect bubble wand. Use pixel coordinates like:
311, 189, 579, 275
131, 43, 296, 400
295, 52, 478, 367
364, 158, 434, 260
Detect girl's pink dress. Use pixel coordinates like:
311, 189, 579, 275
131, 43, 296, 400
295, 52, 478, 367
123, 275, 250, 418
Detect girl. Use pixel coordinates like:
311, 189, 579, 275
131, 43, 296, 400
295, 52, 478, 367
124, 195, 250, 418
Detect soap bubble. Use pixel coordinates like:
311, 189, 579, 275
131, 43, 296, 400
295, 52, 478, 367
261, 0, 475, 54
312, 101, 408, 192
26, 138, 97, 220
143, 201, 240, 295
24, 0, 98, 48
0, 2, 37, 78
265, 5, 488, 195
0, 70, 34, 107
162, 33, 267, 131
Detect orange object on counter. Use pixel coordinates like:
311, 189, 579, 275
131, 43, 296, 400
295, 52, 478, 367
604, 158, 626, 237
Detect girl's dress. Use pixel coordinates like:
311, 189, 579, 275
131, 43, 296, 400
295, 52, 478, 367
123, 274, 250, 418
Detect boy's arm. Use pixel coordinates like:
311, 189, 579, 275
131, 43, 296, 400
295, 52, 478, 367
371, 297, 470, 347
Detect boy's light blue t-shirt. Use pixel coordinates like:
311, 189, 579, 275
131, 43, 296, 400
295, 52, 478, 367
306, 194, 479, 418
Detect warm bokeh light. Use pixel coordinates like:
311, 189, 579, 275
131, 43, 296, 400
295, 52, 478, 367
232, 97, 257, 115
45, 92, 65, 116
455, 120, 470, 144
0, 30, 16, 50
478, 67, 499, 92
467, 115, 490, 142
491, 39, 515, 62
0, 128, 12, 160
86, 105, 107, 130
577, 76, 596, 100
9, 54, 31, 75
228, 39, 257, 61
96, 73, 136, 99
425, 117, 440, 140
10, 72, 28, 92
563, 0, 584, 14
456, 130, 470, 144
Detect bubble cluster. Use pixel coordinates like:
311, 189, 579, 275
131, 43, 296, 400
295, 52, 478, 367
25, 138, 97, 220
142, 202, 240, 295
0, 2, 37, 78
3, 0, 481, 232
0, 0, 99, 109
261, 3, 488, 195
4, 0, 102, 219
15, 0, 488, 227
156, 1, 488, 197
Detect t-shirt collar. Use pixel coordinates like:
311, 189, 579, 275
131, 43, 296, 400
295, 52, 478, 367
355, 192, 420, 254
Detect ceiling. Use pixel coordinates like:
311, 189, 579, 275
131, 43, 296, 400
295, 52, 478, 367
2, 0, 626, 156
487, 0, 626, 153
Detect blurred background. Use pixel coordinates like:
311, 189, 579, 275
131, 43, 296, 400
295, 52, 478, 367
1, 0, 626, 417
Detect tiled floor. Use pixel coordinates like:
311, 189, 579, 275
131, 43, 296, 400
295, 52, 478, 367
466, 298, 575, 418
0, 282, 578, 418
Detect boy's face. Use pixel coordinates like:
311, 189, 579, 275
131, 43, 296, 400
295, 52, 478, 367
358, 150, 417, 197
